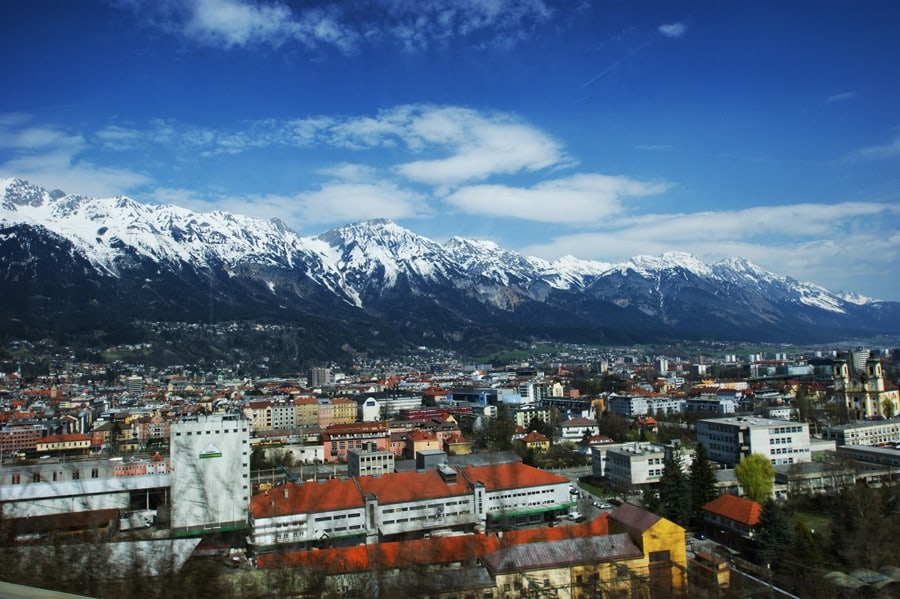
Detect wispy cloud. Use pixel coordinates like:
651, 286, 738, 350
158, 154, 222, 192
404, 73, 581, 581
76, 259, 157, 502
115, 0, 555, 52
443, 173, 671, 224
93, 105, 571, 186
658, 22, 687, 39
845, 133, 900, 161
183, 180, 431, 227
523, 201, 900, 295
0, 115, 151, 196
825, 90, 857, 104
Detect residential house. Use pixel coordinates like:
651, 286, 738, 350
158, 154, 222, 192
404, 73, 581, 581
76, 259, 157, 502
701, 494, 762, 551
520, 431, 551, 453
404, 429, 441, 459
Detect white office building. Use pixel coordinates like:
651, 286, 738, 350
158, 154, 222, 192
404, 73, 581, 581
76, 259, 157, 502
170, 413, 250, 536
696, 417, 811, 468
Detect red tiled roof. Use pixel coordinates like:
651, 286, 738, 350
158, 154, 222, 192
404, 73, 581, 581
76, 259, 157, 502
250, 479, 365, 518
702, 494, 762, 527
40, 433, 91, 444
460, 461, 569, 492
357, 469, 470, 505
521, 431, 549, 443
406, 429, 437, 441
257, 515, 610, 572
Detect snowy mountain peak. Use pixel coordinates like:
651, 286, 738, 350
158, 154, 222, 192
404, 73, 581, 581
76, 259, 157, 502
620, 251, 713, 277
0, 178, 890, 341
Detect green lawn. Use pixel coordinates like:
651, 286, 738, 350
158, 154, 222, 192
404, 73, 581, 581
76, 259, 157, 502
792, 509, 831, 536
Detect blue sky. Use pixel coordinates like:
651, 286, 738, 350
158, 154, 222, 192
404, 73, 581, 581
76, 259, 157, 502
1, 1, 899, 300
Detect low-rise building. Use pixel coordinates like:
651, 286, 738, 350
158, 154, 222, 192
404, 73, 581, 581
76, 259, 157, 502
559, 417, 599, 441
36, 433, 92, 455
701, 494, 761, 551
248, 460, 574, 552
823, 418, 900, 447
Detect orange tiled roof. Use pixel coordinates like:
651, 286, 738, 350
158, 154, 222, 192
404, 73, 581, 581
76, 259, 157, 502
406, 429, 437, 441
460, 461, 569, 492
40, 433, 91, 444
357, 469, 470, 505
250, 479, 365, 518
702, 494, 762, 526
257, 514, 610, 572
521, 431, 549, 443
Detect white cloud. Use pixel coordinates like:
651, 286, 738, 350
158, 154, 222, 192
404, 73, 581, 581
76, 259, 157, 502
443, 173, 671, 223
185, 0, 298, 47
825, 90, 857, 104
846, 133, 900, 161
658, 22, 687, 39
0, 118, 151, 197
203, 180, 430, 227
522, 201, 900, 296
117, 0, 555, 52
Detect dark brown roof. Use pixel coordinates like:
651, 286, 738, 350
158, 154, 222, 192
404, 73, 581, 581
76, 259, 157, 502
608, 502, 661, 533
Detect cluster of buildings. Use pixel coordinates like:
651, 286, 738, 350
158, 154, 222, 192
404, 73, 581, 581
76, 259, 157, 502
2, 342, 900, 596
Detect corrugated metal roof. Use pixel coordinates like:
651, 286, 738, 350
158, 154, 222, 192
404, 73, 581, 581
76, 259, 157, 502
482, 533, 642, 573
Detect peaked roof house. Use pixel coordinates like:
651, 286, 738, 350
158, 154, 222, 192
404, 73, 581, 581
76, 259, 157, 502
520, 430, 551, 453
701, 494, 762, 550
608, 503, 688, 596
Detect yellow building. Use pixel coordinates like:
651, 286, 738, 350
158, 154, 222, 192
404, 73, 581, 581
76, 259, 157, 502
293, 396, 319, 427
482, 534, 648, 599
608, 502, 688, 597
331, 397, 358, 424
520, 430, 551, 453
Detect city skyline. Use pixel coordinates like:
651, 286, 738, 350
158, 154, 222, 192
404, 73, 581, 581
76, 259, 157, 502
1, 1, 899, 299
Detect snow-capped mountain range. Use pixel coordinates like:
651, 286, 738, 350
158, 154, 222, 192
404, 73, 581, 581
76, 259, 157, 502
1, 177, 897, 351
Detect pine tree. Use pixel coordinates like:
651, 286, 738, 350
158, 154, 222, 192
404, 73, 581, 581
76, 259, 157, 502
688, 443, 718, 529
658, 449, 690, 526
754, 498, 795, 570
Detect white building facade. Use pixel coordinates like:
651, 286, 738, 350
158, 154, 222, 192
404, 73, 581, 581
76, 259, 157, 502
696, 417, 811, 468
170, 413, 250, 536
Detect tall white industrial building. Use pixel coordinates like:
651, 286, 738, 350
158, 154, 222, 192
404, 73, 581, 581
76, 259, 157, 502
170, 413, 250, 536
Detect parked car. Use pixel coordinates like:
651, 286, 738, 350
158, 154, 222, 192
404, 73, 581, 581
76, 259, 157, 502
567, 511, 582, 520
694, 531, 707, 540
593, 501, 613, 509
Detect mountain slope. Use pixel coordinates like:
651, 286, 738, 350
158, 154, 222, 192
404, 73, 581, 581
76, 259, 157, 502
1, 178, 898, 359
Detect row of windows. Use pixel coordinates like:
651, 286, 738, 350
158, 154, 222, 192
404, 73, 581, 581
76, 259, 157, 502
494, 488, 554, 501
768, 426, 803, 434
9, 467, 101, 484
768, 436, 795, 445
